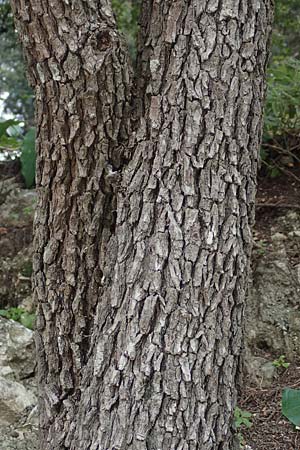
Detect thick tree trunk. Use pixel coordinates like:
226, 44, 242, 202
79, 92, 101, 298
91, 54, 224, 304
10, 0, 132, 446
11, 0, 273, 449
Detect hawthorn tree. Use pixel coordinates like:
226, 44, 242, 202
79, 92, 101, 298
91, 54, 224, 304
10, 0, 273, 449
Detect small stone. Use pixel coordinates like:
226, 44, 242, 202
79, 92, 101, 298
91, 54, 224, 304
0, 376, 37, 426
286, 211, 299, 222
271, 232, 287, 242
0, 189, 36, 228
260, 362, 276, 383
244, 355, 276, 386
273, 260, 290, 275
0, 317, 35, 381
10, 431, 18, 438
19, 296, 35, 313
288, 231, 300, 238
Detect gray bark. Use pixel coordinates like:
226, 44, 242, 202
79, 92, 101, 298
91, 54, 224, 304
10, 0, 274, 449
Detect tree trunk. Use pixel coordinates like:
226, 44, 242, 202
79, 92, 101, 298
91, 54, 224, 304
11, 0, 273, 449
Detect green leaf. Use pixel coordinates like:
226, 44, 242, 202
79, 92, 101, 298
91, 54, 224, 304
8, 307, 23, 321
0, 134, 20, 149
234, 407, 253, 429
270, 167, 281, 178
20, 312, 35, 330
20, 128, 36, 188
0, 307, 35, 330
264, 57, 300, 138
272, 355, 290, 369
0, 309, 10, 318
240, 411, 252, 418
282, 388, 300, 426
0, 307, 23, 321
0, 120, 20, 138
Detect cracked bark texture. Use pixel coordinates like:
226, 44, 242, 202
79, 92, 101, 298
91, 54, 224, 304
10, 0, 132, 446
10, 0, 273, 449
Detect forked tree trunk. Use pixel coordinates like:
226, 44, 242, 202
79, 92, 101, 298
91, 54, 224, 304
11, 0, 273, 449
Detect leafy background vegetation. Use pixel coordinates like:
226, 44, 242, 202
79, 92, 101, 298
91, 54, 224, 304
0, 0, 34, 123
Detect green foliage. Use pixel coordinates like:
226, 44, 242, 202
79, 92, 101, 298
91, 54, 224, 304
262, 57, 300, 177
0, 306, 35, 330
22, 205, 34, 218
272, 0, 300, 58
260, 0, 300, 176
20, 260, 33, 277
0, 118, 21, 152
0, 119, 20, 139
111, 0, 140, 57
0, 119, 36, 187
234, 407, 253, 429
234, 407, 252, 449
264, 58, 300, 139
272, 355, 290, 369
19, 311, 35, 330
20, 128, 36, 188
0, 1, 34, 123
282, 388, 300, 427
255, 239, 268, 255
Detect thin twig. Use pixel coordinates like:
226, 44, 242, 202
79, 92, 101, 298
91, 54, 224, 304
263, 143, 300, 163
261, 159, 300, 182
256, 203, 300, 210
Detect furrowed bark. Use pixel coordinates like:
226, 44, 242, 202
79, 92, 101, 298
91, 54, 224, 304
73, 1, 274, 449
10, 0, 132, 447
10, 0, 274, 449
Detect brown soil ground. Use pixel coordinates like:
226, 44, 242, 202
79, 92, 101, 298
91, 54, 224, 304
240, 364, 300, 450
256, 166, 300, 235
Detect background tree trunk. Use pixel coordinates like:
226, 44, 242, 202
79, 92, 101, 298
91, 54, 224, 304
11, 0, 273, 449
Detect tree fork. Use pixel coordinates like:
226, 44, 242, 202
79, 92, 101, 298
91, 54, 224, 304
11, 0, 274, 449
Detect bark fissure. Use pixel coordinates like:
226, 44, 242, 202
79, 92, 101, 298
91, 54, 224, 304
10, 0, 274, 448
11, 0, 133, 444
71, 2, 273, 449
